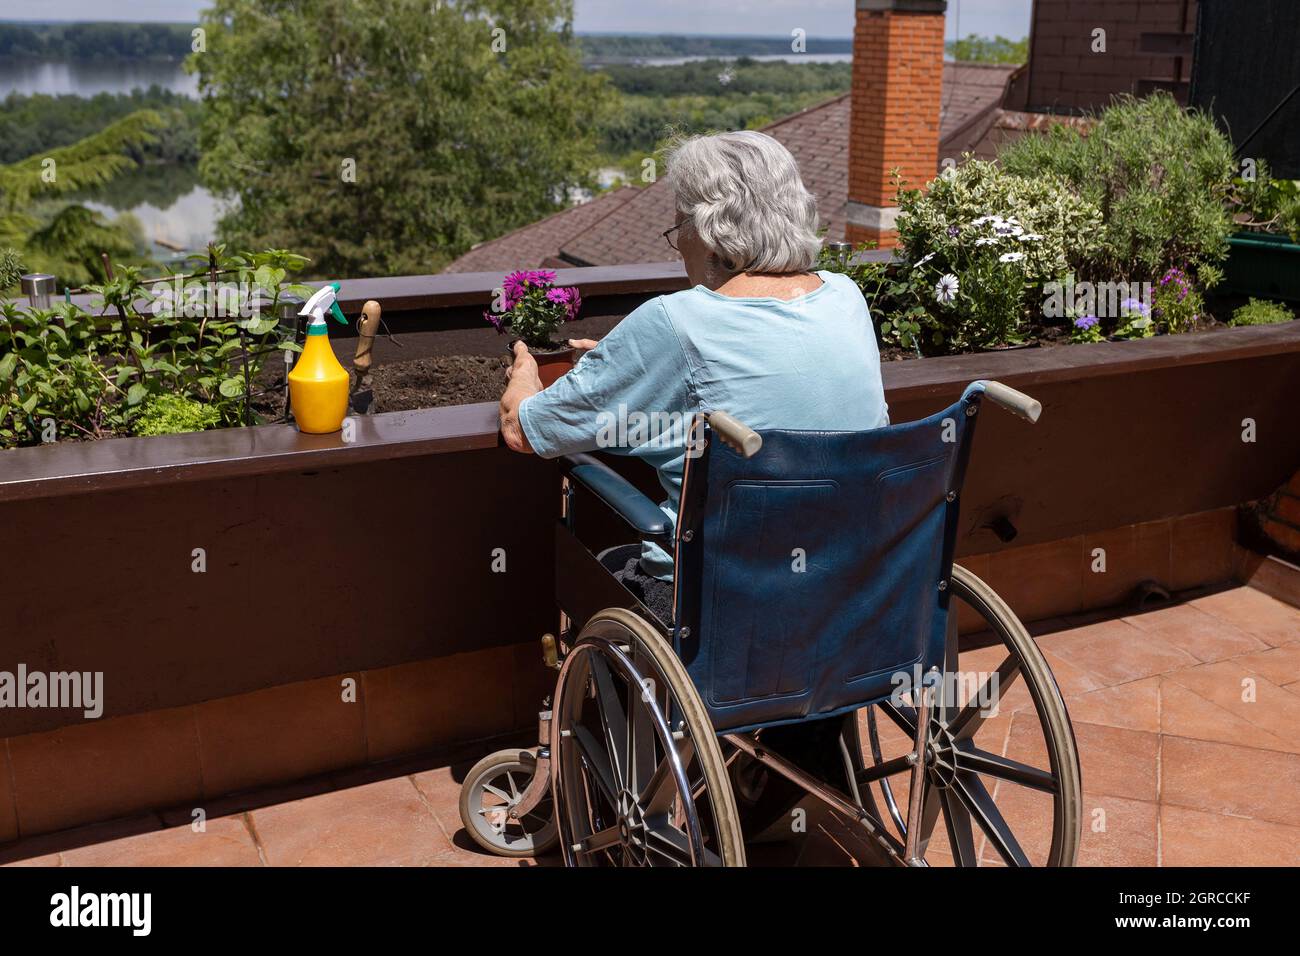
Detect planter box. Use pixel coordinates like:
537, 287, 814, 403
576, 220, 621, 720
1223, 231, 1300, 302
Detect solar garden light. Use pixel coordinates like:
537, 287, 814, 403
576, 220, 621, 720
20, 273, 56, 310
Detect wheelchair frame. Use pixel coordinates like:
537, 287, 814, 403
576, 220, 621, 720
479, 381, 1081, 867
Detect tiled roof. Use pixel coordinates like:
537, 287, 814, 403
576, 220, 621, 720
443, 62, 1017, 271
442, 186, 640, 273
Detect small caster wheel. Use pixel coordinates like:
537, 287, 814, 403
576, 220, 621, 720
458, 748, 558, 858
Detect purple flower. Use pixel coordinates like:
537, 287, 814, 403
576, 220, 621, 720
1159, 267, 1190, 302
502, 269, 557, 306
545, 285, 582, 322
947, 225, 960, 238
1074, 315, 1099, 330
1120, 297, 1151, 318
483, 310, 505, 333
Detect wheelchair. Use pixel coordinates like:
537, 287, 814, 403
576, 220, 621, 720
460, 381, 1082, 866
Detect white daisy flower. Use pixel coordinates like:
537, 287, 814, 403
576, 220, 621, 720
999, 252, 1025, 263
975, 236, 1000, 246
934, 273, 959, 304
1018, 233, 1044, 242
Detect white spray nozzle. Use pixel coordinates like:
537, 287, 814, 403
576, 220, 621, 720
299, 282, 347, 326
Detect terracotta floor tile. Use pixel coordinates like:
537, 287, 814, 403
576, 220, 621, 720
1123, 603, 1270, 663
1164, 659, 1300, 744
251, 775, 452, 866
0, 814, 161, 866
1159, 679, 1297, 755
1161, 804, 1300, 867
60, 815, 261, 867
1007, 717, 1157, 803
1065, 678, 1161, 734
1160, 736, 1300, 826
1229, 644, 1300, 689
1187, 587, 1300, 648
1035, 617, 1199, 687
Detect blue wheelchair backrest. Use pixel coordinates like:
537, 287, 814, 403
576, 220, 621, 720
672, 384, 985, 734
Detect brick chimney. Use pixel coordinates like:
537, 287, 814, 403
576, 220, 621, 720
846, 0, 947, 249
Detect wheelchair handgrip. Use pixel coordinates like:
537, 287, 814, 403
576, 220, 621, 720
708, 410, 763, 458
981, 381, 1042, 424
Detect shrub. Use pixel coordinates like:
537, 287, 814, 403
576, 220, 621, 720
997, 93, 1236, 282
1229, 159, 1300, 242
132, 393, 222, 436
1230, 298, 1294, 327
889, 159, 1102, 352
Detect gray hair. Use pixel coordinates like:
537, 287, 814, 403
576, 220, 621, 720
665, 130, 821, 274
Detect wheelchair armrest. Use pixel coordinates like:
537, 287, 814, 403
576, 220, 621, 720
561, 454, 672, 540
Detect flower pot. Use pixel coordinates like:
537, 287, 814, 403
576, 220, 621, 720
507, 340, 575, 388
532, 346, 576, 388
1223, 231, 1300, 302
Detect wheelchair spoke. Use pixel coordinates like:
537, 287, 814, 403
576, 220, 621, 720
877, 699, 918, 738
628, 668, 658, 795
951, 771, 1031, 867
572, 724, 619, 806
639, 755, 678, 816
948, 652, 1021, 741
575, 825, 622, 856
917, 780, 943, 855
643, 820, 720, 867
590, 656, 630, 787
958, 747, 1058, 794
939, 786, 979, 866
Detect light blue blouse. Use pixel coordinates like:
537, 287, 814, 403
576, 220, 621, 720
519, 270, 890, 580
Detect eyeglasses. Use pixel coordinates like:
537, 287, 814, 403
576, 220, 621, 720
661, 223, 683, 252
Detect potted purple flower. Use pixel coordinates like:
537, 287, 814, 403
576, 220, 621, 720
485, 269, 582, 386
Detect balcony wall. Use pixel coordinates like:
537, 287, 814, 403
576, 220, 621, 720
2, 263, 1299, 842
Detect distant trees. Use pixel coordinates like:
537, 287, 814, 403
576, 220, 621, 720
946, 34, 1029, 65
0, 22, 193, 60
192, 0, 613, 277
0, 89, 199, 165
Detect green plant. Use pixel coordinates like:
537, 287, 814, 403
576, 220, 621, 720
997, 93, 1236, 282
0, 246, 22, 292
133, 393, 223, 436
1229, 159, 1300, 242
0, 244, 308, 447
1230, 297, 1294, 327
484, 269, 581, 349
888, 160, 1102, 352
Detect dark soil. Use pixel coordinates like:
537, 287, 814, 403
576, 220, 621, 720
369, 354, 508, 412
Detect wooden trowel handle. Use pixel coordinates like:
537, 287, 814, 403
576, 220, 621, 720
353, 300, 382, 374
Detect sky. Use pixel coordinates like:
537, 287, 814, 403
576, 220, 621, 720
0, 0, 1035, 41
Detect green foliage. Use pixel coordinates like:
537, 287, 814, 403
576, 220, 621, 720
132, 393, 223, 436
0, 110, 164, 211
0, 89, 200, 166
0, 247, 23, 294
193, 0, 614, 278
0, 245, 308, 448
579, 35, 851, 61
946, 34, 1028, 64
1230, 297, 1294, 327
0, 22, 194, 60
887, 160, 1102, 352
997, 94, 1236, 282
1229, 160, 1300, 242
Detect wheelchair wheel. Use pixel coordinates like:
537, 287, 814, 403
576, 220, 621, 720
458, 748, 559, 858
862, 563, 1082, 866
551, 608, 746, 867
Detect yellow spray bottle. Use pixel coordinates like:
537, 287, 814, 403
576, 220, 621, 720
288, 282, 350, 433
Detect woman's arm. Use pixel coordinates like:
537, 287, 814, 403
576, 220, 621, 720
499, 341, 540, 454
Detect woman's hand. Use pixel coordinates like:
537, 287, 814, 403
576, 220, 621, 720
568, 338, 599, 360
499, 341, 541, 453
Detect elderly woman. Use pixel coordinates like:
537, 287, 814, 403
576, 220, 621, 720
499, 130, 889, 620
